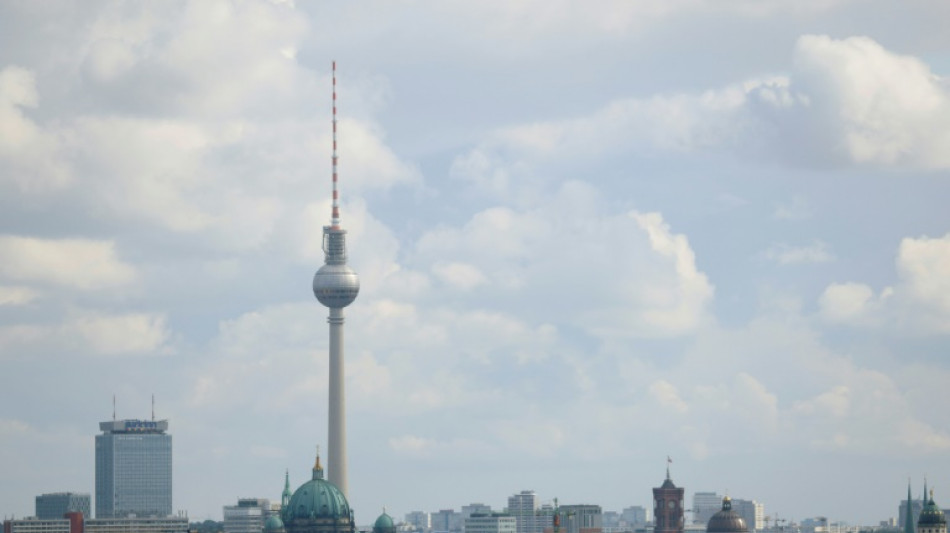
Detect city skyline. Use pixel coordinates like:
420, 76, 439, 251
1, 0, 950, 526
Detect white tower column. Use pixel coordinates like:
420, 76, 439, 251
327, 306, 347, 496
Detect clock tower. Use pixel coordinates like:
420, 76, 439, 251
653, 461, 684, 533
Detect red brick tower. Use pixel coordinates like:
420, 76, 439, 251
653, 460, 684, 533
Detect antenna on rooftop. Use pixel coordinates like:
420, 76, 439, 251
113, 394, 116, 421
152, 394, 155, 421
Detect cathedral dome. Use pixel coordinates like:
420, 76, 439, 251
707, 497, 748, 533
281, 454, 352, 524
919, 493, 947, 527
373, 511, 396, 533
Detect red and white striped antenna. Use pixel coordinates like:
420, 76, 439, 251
331, 61, 341, 229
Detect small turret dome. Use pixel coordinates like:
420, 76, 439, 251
919, 492, 947, 527
707, 497, 748, 533
265, 515, 285, 532
373, 511, 396, 533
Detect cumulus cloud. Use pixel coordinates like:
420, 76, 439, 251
0, 236, 136, 290
818, 233, 950, 333
451, 34, 950, 177
413, 183, 714, 338
0, 310, 170, 357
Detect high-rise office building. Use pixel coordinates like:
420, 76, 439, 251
508, 491, 541, 533
95, 419, 172, 518
36, 493, 91, 519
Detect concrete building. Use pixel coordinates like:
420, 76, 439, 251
4, 516, 187, 533
508, 492, 541, 533
557, 506, 602, 533
35, 493, 91, 520
692, 494, 722, 526
95, 419, 172, 518
3, 518, 74, 533
86, 516, 188, 533
224, 499, 271, 533
465, 514, 516, 533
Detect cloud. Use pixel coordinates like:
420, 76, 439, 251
0, 311, 170, 357
762, 240, 835, 265
0, 285, 38, 306
451, 35, 950, 176
649, 380, 689, 414
789, 34, 950, 168
818, 233, 950, 333
412, 182, 714, 338
0, 236, 136, 290
432, 262, 488, 291
0, 66, 70, 191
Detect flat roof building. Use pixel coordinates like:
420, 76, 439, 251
95, 419, 172, 518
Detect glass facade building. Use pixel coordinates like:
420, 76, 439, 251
95, 420, 172, 518
36, 493, 91, 519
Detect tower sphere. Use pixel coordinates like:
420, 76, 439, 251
313, 263, 360, 308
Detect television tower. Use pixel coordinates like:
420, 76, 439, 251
312, 61, 360, 497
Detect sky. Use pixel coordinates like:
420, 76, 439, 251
1, 0, 949, 526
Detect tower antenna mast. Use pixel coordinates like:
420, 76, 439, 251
331, 60, 340, 229
312, 60, 360, 497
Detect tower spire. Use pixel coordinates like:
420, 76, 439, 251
906, 479, 915, 533
331, 60, 340, 228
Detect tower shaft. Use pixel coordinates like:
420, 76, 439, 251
327, 306, 347, 496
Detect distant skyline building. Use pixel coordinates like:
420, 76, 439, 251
692, 493, 722, 526
405, 512, 431, 532
620, 507, 648, 527
653, 463, 685, 533
312, 60, 361, 499
465, 514, 516, 533
556, 505, 602, 533
431, 510, 462, 533
223, 499, 271, 533
729, 500, 763, 532
95, 419, 172, 518
508, 491, 542, 533
36, 493, 91, 520
463, 506, 494, 521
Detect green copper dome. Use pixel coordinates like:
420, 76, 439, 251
373, 512, 395, 533
918, 493, 947, 527
265, 515, 285, 532
281, 455, 351, 523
